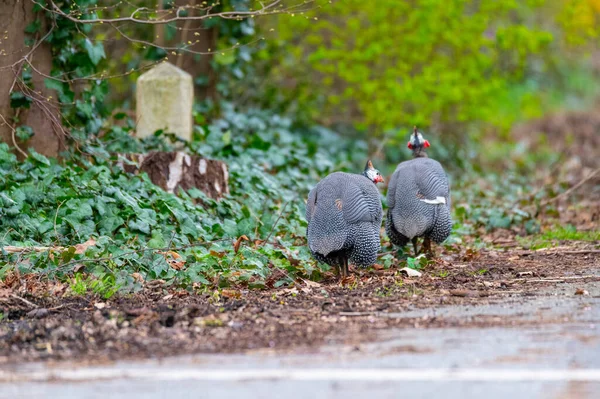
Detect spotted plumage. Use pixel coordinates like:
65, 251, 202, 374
386, 127, 452, 256
306, 161, 384, 278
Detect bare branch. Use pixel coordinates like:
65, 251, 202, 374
34, 0, 312, 25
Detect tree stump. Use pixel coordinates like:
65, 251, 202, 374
118, 152, 229, 200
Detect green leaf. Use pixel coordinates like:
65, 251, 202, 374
83, 39, 106, 65
10, 92, 31, 109
129, 219, 151, 235
148, 230, 167, 249
99, 216, 124, 234
28, 150, 50, 166
44, 78, 65, 93
215, 51, 236, 66
24, 20, 41, 34
15, 126, 34, 141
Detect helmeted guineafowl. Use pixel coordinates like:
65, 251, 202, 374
386, 127, 452, 256
306, 160, 384, 278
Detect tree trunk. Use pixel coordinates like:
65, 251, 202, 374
0, 0, 63, 158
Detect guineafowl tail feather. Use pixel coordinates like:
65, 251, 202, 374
385, 212, 410, 247
349, 221, 380, 267
429, 204, 452, 244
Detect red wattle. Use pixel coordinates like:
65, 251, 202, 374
424, 140, 430, 148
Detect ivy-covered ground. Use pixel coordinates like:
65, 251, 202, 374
1, 104, 599, 363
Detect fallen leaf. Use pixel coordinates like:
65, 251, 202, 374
399, 267, 422, 278
168, 260, 186, 270
132, 273, 144, 283
301, 278, 321, 288
463, 248, 480, 261
159, 250, 186, 270
340, 275, 356, 286
372, 263, 385, 270
74, 237, 97, 255
281, 287, 300, 296
518, 271, 533, 277
94, 302, 107, 310
575, 288, 590, 296
233, 235, 249, 254
449, 289, 468, 297
210, 250, 226, 258
221, 289, 242, 299
72, 264, 85, 273
162, 294, 174, 300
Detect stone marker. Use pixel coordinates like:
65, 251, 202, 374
136, 62, 193, 141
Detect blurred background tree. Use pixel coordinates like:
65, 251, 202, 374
1, 0, 599, 161
244, 0, 600, 142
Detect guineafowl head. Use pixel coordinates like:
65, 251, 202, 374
407, 126, 430, 158
363, 160, 384, 184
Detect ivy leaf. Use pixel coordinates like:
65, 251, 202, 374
84, 39, 106, 65
44, 78, 64, 93
129, 219, 151, 235
148, 230, 167, 249
10, 92, 31, 109
15, 126, 34, 141
28, 150, 50, 166
24, 20, 40, 34
99, 216, 124, 235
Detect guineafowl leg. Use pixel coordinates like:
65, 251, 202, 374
333, 262, 340, 278
341, 257, 349, 279
411, 237, 419, 257
423, 237, 433, 258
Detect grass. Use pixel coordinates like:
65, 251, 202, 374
517, 225, 600, 250
67, 273, 120, 299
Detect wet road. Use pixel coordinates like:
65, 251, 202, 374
2, 283, 600, 399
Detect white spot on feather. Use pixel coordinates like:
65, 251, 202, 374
419, 196, 446, 205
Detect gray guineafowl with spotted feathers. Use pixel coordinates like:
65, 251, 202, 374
386, 127, 452, 256
306, 160, 384, 278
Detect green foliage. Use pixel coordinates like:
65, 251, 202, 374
0, 104, 366, 291
405, 255, 429, 271
451, 172, 542, 235
67, 272, 119, 299
269, 0, 554, 135
517, 225, 600, 249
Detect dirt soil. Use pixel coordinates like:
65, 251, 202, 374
1, 238, 598, 365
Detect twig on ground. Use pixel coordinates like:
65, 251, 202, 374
53, 200, 66, 243
10, 294, 39, 308
510, 275, 600, 284
1, 245, 66, 254
339, 311, 378, 317
262, 201, 290, 246
518, 250, 600, 256
540, 166, 600, 206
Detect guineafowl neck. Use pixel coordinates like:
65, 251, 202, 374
412, 148, 428, 158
